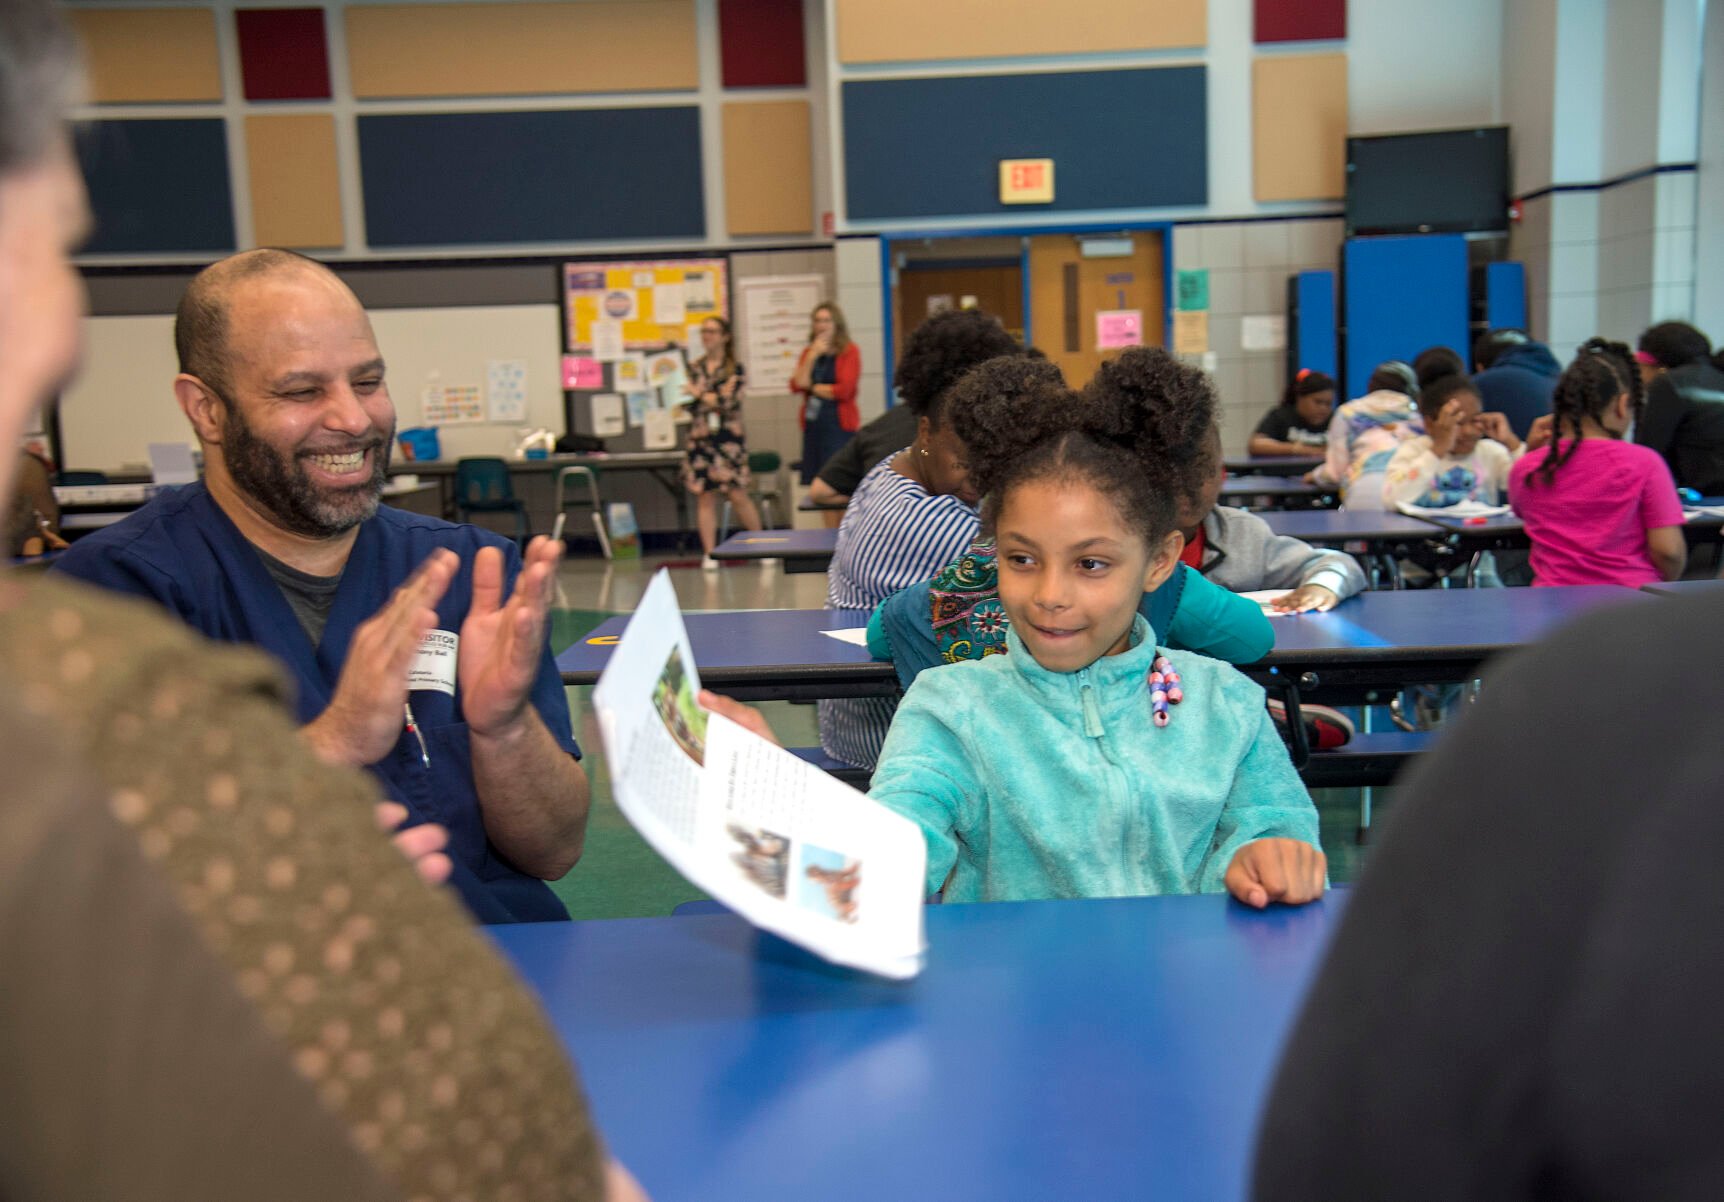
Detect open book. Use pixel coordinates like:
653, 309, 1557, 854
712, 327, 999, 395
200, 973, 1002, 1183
591, 572, 927, 979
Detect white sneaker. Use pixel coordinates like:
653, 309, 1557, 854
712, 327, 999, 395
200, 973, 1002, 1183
701, 556, 719, 571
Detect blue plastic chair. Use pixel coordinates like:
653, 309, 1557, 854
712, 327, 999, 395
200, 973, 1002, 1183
454, 457, 529, 545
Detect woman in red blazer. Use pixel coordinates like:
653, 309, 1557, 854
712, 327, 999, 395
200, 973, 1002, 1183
790, 302, 862, 486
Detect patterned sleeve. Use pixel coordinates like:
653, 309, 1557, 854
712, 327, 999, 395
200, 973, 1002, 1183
6, 582, 608, 1201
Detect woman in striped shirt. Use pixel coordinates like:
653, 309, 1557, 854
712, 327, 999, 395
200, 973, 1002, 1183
821, 334, 1051, 769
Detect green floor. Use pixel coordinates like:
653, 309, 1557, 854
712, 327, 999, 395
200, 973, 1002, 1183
545, 601, 1377, 921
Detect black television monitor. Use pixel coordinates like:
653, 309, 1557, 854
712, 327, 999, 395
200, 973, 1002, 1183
1345, 126, 1509, 237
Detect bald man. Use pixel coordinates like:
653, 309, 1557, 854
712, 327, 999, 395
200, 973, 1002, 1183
56, 250, 587, 923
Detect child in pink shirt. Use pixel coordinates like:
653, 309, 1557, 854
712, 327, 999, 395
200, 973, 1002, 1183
1509, 339, 1687, 587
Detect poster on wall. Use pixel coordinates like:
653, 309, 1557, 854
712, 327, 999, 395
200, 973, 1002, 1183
1172, 311, 1209, 355
591, 320, 625, 362
1176, 268, 1210, 311
423, 383, 484, 425
736, 275, 824, 396
1241, 315, 1287, 352
564, 259, 728, 352
642, 407, 676, 450
614, 353, 648, 393
1095, 310, 1143, 350
592, 393, 626, 438
486, 359, 528, 423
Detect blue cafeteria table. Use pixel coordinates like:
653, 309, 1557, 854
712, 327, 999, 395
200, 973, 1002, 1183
492, 891, 1344, 1202
1222, 454, 1324, 477
1219, 475, 1336, 507
559, 587, 1646, 703
1641, 578, 1724, 596
711, 527, 836, 573
557, 607, 894, 700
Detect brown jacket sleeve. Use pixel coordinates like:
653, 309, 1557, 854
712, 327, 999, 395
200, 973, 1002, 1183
0, 576, 607, 1200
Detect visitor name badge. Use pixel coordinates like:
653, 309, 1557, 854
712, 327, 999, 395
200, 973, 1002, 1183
409, 630, 459, 695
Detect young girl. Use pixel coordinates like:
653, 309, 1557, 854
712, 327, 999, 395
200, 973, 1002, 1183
1382, 374, 1523, 510
681, 316, 763, 568
866, 352, 1325, 907
1509, 339, 1687, 586
1249, 370, 1336, 456
868, 353, 1276, 681
1308, 362, 1424, 510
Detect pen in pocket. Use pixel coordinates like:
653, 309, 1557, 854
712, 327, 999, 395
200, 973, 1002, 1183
404, 701, 430, 767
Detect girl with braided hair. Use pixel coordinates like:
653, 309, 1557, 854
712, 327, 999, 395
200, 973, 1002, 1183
865, 348, 1324, 908
1508, 339, 1687, 586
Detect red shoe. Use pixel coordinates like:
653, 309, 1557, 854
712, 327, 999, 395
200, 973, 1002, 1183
1266, 699, 1355, 750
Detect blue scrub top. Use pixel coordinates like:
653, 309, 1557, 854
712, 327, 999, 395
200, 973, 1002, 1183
54, 481, 578, 923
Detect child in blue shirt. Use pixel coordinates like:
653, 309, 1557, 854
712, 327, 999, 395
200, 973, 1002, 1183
867, 348, 1325, 907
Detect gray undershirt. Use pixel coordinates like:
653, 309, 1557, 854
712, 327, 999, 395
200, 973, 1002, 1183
255, 547, 345, 649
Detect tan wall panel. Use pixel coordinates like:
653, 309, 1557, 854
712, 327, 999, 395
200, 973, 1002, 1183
68, 8, 222, 103
346, 2, 698, 98
722, 101, 813, 237
1253, 53, 1349, 202
246, 115, 345, 249
836, 0, 1204, 64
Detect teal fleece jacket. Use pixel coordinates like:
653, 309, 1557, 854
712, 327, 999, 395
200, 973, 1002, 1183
868, 616, 1319, 902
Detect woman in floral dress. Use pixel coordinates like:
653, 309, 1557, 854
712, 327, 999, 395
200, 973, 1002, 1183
682, 316, 763, 567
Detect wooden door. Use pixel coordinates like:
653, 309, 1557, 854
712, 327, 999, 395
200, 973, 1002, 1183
896, 264, 1025, 347
1026, 232, 1165, 388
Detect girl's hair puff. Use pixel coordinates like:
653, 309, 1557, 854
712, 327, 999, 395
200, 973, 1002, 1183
974, 347, 1210, 547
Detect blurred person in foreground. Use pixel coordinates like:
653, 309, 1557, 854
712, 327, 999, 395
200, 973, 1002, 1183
0, 3, 642, 1198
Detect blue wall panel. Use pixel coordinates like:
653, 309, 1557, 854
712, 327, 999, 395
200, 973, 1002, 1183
77, 119, 235, 254
359, 108, 705, 247
1484, 260, 1528, 332
1343, 235, 1469, 398
1292, 270, 1337, 379
843, 67, 1207, 221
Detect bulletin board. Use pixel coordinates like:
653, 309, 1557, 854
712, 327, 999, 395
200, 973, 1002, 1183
563, 258, 729, 351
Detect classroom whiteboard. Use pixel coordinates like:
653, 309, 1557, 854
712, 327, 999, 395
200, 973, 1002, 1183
60, 304, 565, 471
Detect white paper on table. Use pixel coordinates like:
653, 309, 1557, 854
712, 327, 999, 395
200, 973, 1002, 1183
1685, 505, 1724, 519
591, 393, 625, 438
652, 282, 687, 326
591, 572, 927, 979
642, 407, 676, 450
821, 627, 871, 647
591, 320, 625, 363
1232, 588, 1300, 616
1396, 501, 1512, 518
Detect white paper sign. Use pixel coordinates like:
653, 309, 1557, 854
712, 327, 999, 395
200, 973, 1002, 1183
614, 352, 648, 393
642, 407, 676, 450
409, 630, 459, 695
592, 393, 625, 438
1241, 314, 1288, 352
652, 282, 687, 326
486, 359, 528, 423
591, 320, 625, 363
590, 572, 927, 978
737, 275, 825, 395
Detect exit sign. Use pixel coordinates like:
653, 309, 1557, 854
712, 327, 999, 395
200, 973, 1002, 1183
1000, 158, 1054, 204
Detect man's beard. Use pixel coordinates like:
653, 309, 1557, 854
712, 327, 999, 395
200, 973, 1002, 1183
222, 399, 393, 538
